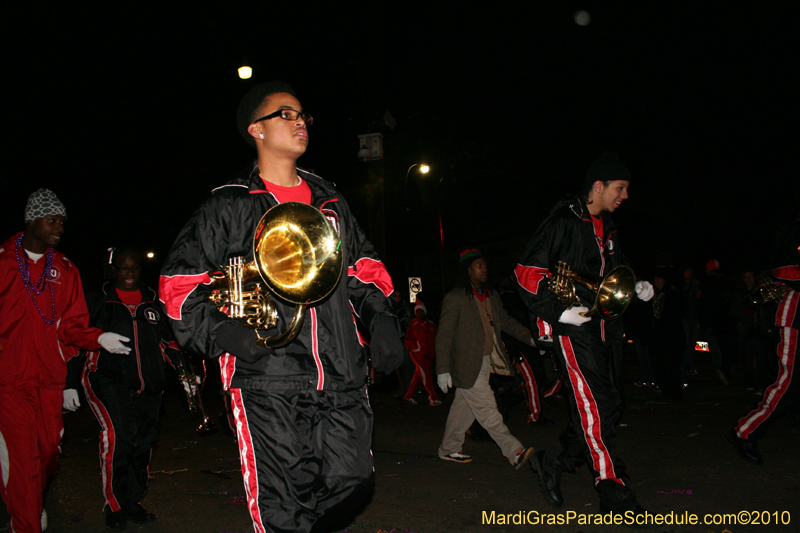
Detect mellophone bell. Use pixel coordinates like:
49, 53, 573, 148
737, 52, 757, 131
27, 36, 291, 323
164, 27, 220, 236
549, 261, 637, 320
209, 201, 344, 348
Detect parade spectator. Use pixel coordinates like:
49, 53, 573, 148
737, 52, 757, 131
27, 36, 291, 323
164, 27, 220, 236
727, 213, 799, 464
516, 152, 654, 514
699, 259, 736, 384
730, 270, 762, 390
159, 81, 403, 533
65, 246, 184, 531
680, 265, 701, 385
0, 189, 129, 533
626, 294, 655, 388
392, 291, 416, 394
436, 249, 535, 468
647, 267, 685, 401
403, 302, 440, 405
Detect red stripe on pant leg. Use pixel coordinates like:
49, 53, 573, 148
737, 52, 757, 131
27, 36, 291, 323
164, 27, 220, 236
559, 337, 622, 485
81, 371, 121, 512
229, 389, 266, 533
516, 358, 540, 422
543, 379, 562, 398
736, 327, 797, 438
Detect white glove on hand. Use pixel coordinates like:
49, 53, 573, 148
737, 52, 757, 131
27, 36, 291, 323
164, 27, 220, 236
183, 376, 201, 397
98, 332, 131, 355
558, 306, 591, 326
63, 389, 80, 411
635, 280, 655, 302
437, 373, 453, 394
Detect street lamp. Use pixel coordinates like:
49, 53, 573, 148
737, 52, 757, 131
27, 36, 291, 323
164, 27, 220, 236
405, 163, 430, 210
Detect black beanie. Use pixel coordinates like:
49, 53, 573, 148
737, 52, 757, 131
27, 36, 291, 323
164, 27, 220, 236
584, 151, 631, 191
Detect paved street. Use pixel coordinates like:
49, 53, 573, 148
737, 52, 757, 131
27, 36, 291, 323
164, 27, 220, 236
3, 348, 799, 533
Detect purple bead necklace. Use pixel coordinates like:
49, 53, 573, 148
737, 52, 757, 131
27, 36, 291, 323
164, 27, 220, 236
15, 233, 56, 325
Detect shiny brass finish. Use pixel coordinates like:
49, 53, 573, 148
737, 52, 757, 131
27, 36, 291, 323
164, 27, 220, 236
549, 261, 636, 321
209, 202, 343, 348
175, 352, 215, 433
747, 275, 791, 307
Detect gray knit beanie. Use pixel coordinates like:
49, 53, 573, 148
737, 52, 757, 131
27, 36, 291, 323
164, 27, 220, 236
25, 189, 67, 223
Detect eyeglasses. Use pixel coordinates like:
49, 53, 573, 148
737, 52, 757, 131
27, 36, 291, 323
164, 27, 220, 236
253, 107, 313, 126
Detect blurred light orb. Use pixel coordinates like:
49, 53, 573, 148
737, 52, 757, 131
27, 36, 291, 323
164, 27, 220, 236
574, 10, 591, 26
420, 165, 430, 174
146, 252, 155, 259
238, 66, 253, 79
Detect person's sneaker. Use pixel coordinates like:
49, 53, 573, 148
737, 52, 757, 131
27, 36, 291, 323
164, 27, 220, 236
726, 429, 763, 465
682, 383, 689, 389
105, 507, 127, 532
514, 447, 534, 470
440, 452, 472, 463
429, 399, 442, 406
404, 398, 418, 405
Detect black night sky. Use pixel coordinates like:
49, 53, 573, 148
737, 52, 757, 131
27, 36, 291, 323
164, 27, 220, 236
4, 4, 797, 302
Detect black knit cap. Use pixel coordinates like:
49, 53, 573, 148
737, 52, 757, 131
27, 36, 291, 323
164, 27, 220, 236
584, 151, 631, 191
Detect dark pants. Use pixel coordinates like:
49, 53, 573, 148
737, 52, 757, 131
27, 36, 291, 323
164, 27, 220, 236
555, 334, 635, 505
230, 388, 374, 533
83, 370, 162, 513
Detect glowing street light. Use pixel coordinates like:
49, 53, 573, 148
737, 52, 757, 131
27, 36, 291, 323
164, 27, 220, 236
238, 65, 252, 80
405, 163, 431, 210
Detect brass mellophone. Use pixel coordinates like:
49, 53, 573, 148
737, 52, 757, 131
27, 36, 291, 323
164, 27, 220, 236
548, 261, 637, 320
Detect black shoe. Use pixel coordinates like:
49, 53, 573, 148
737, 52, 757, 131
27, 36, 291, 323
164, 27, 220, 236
532, 450, 563, 508
726, 429, 763, 465
105, 508, 127, 531
528, 414, 556, 427
126, 504, 157, 524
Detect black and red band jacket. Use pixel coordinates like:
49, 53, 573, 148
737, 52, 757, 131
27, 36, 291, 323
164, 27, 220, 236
515, 194, 627, 343
66, 282, 181, 394
158, 164, 398, 392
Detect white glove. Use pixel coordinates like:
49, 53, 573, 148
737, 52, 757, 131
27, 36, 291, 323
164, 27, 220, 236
98, 332, 131, 355
635, 280, 655, 302
63, 389, 80, 411
558, 306, 591, 326
437, 373, 453, 394
183, 376, 201, 397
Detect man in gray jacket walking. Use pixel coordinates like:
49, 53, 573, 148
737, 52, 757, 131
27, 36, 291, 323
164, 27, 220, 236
436, 249, 535, 468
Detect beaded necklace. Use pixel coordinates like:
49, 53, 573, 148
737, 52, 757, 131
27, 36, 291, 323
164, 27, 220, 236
15, 233, 56, 324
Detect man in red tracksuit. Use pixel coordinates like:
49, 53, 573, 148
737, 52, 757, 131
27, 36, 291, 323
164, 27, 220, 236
403, 302, 439, 405
0, 189, 130, 533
